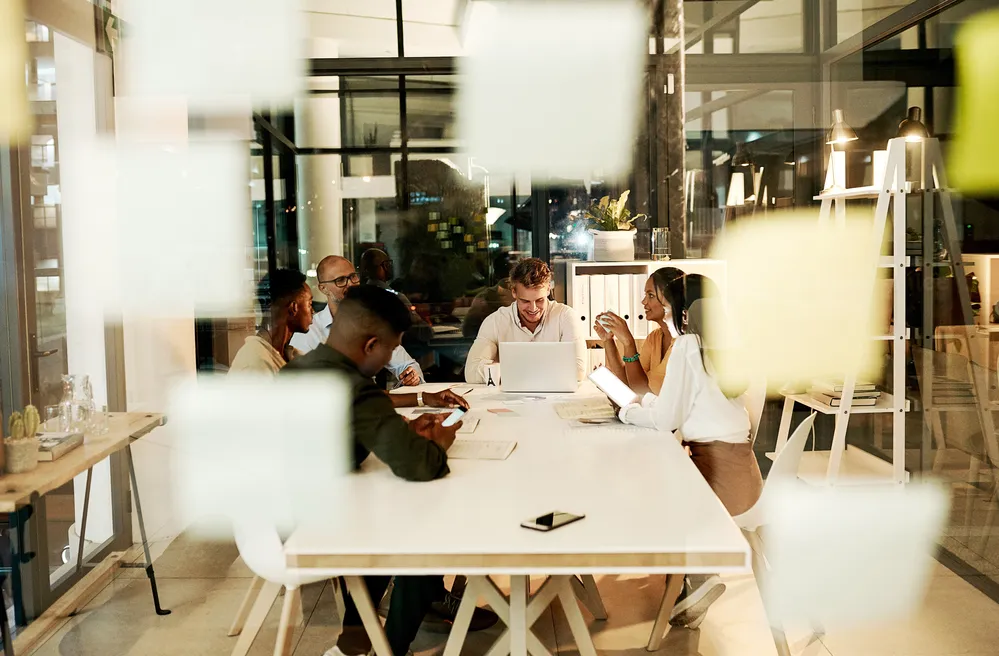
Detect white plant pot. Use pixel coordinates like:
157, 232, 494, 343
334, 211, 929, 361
590, 229, 636, 262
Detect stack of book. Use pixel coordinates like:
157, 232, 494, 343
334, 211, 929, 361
930, 376, 976, 406
808, 381, 882, 407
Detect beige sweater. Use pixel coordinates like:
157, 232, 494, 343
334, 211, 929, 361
228, 335, 300, 376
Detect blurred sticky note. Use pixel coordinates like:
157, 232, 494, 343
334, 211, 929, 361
122, 0, 304, 110
112, 141, 252, 318
708, 213, 886, 391
763, 482, 948, 629
0, 0, 30, 140
458, 0, 647, 178
170, 373, 352, 538
950, 8, 999, 193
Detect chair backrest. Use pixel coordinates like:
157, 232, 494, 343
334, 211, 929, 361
734, 412, 816, 531
741, 378, 767, 445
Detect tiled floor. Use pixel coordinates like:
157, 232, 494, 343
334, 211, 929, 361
25, 536, 999, 656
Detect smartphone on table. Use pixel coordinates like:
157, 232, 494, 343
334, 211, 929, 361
521, 511, 585, 532
441, 408, 466, 427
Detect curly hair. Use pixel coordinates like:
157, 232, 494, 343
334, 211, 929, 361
509, 257, 552, 289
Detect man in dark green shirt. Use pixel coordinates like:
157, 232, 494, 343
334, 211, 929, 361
283, 285, 464, 656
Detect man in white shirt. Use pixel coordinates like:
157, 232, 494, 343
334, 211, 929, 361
464, 257, 586, 384
291, 255, 424, 388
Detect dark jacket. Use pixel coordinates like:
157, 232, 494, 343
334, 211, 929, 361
282, 344, 449, 481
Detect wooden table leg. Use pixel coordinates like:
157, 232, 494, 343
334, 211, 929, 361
509, 576, 528, 656
442, 577, 480, 656
344, 576, 393, 656
646, 574, 684, 651
557, 577, 597, 656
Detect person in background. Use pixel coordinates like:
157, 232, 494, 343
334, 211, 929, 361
464, 257, 586, 383
229, 268, 313, 375
594, 267, 684, 395
283, 286, 492, 656
617, 274, 761, 630
292, 255, 424, 388
461, 253, 515, 337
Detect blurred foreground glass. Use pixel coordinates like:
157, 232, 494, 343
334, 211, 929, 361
652, 228, 671, 261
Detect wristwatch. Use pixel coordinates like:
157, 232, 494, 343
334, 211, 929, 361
417, 391, 425, 407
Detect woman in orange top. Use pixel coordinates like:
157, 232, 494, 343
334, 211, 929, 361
594, 267, 684, 395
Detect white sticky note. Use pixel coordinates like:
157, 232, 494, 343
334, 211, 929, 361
121, 0, 304, 110
170, 373, 352, 538
458, 1, 647, 179
113, 140, 253, 318
763, 482, 948, 629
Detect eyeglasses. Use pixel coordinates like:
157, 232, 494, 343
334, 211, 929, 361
319, 272, 360, 288
378, 260, 393, 269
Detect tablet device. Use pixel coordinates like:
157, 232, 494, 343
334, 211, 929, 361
588, 366, 639, 408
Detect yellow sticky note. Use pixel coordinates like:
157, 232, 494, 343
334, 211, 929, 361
708, 213, 887, 393
0, 0, 30, 141
950, 8, 999, 193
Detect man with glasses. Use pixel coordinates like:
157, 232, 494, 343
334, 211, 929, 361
291, 255, 425, 387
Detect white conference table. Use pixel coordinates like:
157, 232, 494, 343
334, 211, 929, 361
284, 383, 750, 656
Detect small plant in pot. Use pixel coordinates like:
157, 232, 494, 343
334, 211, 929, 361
6, 406, 41, 474
585, 190, 646, 262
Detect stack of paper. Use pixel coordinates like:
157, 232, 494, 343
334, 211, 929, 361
555, 398, 617, 420
448, 440, 517, 460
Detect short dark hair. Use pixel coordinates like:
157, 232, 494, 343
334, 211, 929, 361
257, 269, 307, 315
510, 257, 552, 289
358, 248, 387, 282
336, 285, 412, 340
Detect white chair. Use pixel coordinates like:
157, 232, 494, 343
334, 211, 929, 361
170, 374, 351, 656
645, 412, 816, 653
742, 378, 768, 445
733, 412, 817, 656
227, 525, 333, 656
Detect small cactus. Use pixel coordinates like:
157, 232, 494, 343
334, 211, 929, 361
8, 416, 24, 441
23, 405, 39, 438
8, 412, 22, 439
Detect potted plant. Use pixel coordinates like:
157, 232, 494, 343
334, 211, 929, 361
585, 190, 646, 262
6, 406, 40, 474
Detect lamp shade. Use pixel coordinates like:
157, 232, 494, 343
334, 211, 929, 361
826, 109, 858, 147
950, 8, 999, 193
732, 142, 754, 168
897, 106, 929, 142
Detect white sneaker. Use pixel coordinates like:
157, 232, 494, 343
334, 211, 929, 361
668, 576, 726, 629
322, 644, 412, 656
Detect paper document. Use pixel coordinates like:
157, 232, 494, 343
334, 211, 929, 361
555, 398, 617, 420
448, 440, 517, 460
457, 418, 479, 434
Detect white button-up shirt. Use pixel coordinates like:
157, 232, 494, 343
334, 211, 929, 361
464, 301, 586, 384
618, 335, 750, 444
290, 305, 424, 387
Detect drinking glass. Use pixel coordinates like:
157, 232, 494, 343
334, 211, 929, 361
652, 227, 671, 261
92, 405, 110, 436
44, 405, 62, 431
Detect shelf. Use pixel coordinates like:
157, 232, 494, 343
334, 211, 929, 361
815, 186, 883, 200
878, 256, 911, 268
765, 446, 906, 486
873, 328, 910, 340
782, 391, 908, 415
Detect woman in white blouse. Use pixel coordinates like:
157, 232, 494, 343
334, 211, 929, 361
618, 273, 763, 628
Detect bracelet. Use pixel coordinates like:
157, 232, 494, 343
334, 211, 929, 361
417, 391, 425, 407
622, 353, 640, 363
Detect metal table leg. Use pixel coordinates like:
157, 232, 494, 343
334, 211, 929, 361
124, 445, 170, 616
75, 468, 93, 572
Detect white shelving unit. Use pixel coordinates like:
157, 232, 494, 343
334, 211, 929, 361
566, 259, 727, 340
773, 137, 911, 486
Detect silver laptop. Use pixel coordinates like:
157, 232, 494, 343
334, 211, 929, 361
499, 342, 578, 393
